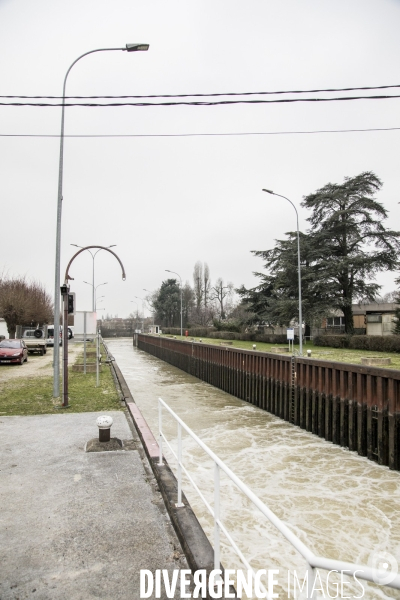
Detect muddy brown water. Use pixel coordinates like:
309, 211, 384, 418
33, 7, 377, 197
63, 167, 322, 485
107, 338, 400, 599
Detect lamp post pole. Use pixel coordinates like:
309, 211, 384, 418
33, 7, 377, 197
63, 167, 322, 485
135, 296, 145, 332
143, 289, 156, 328
71, 244, 116, 311
53, 42, 149, 400
83, 281, 107, 311
262, 189, 303, 356
165, 270, 183, 337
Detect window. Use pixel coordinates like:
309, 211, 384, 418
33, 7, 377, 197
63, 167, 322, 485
327, 317, 345, 327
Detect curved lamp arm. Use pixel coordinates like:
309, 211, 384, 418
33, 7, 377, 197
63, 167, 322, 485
64, 245, 126, 284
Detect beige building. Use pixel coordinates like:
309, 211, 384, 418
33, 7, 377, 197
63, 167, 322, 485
324, 303, 397, 336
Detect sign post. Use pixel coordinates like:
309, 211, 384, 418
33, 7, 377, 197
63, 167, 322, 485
287, 328, 295, 353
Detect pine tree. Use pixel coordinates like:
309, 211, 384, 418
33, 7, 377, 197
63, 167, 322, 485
302, 171, 400, 334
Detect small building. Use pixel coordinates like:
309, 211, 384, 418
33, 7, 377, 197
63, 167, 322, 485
149, 325, 162, 335
355, 302, 396, 336
322, 303, 397, 336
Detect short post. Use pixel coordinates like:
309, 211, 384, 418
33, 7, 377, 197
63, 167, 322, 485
96, 415, 113, 442
307, 349, 312, 358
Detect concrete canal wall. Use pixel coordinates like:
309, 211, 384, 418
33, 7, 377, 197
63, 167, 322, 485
138, 334, 400, 471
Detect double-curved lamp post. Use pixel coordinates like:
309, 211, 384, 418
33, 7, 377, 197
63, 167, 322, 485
262, 189, 303, 356
72, 244, 115, 311
165, 270, 183, 337
53, 43, 149, 399
61, 245, 126, 407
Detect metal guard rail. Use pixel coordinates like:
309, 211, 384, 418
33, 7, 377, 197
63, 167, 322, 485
158, 398, 400, 599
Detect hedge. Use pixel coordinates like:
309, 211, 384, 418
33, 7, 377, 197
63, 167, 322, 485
314, 334, 400, 353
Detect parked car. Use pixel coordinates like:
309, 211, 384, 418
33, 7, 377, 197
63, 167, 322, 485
0, 339, 28, 365
46, 326, 62, 347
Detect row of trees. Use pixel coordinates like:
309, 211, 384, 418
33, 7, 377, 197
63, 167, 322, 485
147, 262, 238, 328
238, 172, 400, 335
144, 172, 400, 335
0, 274, 53, 338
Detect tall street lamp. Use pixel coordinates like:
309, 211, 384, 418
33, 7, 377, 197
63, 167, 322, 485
83, 281, 107, 311
143, 289, 155, 327
53, 42, 149, 399
71, 244, 116, 311
130, 300, 139, 331
135, 296, 146, 332
262, 189, 303, 356
165, 270, 183, 337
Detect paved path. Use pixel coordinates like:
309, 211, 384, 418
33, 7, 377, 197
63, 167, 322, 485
0, 410, 190, 600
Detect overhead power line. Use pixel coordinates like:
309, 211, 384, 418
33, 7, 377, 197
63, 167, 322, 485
1, 127, 399, 138
1, 83, 400, 100
1, 94, 400, 107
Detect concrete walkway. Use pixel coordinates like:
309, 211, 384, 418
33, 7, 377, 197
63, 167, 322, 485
0, 411, 190, 600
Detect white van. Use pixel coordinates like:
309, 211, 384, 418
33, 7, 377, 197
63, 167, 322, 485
46, 325, 61, 347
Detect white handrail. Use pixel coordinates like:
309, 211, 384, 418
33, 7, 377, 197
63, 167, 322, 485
158, 397, 400, 598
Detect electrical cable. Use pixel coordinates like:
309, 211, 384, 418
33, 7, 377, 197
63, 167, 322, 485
0, 127, 399, 138
1, 94, 400, 107
1, 83, 400, 100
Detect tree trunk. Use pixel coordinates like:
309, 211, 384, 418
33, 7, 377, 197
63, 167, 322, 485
342, 304, 354, 335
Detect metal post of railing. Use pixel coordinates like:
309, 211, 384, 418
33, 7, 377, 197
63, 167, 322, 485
158, 400, 163, 466
176, 422, 184, 507
307, 564, 317, 599
214, 462, 221, 572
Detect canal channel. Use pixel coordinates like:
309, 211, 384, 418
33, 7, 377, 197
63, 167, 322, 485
106, 338, 400, 599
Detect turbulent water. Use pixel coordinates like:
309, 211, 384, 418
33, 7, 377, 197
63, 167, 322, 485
106, 338, 400, 599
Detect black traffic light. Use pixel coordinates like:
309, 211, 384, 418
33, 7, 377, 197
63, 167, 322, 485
67, 293, 75, 315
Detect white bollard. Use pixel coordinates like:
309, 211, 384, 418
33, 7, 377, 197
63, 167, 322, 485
97, 415, 113, 442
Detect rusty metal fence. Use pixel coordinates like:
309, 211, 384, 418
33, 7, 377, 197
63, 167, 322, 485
138, 335, 400, 471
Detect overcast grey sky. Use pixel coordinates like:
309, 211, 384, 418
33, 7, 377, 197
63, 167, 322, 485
1, 0, 400, 318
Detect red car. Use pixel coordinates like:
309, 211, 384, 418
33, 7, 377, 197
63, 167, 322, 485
0, 339, 28, 365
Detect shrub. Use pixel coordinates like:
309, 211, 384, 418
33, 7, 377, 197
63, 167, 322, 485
314, 334, 400, 353
349, 335, 400, 353
313, 335, 351, 348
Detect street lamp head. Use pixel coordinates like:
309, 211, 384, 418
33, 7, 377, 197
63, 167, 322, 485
125, 43, 149, 52
262, 189, 274, 195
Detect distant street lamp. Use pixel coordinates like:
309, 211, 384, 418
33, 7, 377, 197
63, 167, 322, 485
165, 270, 183, 337
83, 281, 107, 311
143, 289, 156, 327
130, 300, 140, 331
134, 297, 146, 332
262, 189, 303, 355
71, 244, 115, 311
53, 42, 149, 400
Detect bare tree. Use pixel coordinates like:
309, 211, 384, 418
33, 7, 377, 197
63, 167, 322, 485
211, 278, 234, 320
0, 275, 53, 338
193, 261, 204, 309
204, 263, 211, 308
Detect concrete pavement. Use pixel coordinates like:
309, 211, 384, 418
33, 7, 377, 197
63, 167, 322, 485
0, 410, 190, 600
